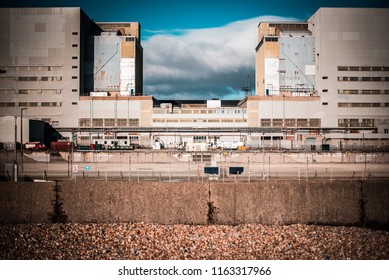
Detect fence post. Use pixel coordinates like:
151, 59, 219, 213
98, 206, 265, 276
330, 166, 333, 182
298, 167, 300, 182
105, 170, 107, 182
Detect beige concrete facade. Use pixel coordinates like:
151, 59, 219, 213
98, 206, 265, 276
255, 8, 389, 134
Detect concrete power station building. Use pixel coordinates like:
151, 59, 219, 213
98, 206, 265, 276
0, 7, 388, 151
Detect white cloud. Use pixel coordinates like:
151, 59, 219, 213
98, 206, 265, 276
143, 16, 298, 100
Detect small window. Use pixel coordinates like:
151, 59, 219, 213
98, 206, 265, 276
384, 129, 389, 134
72, 76, 77, 79
72, 56, 78, 60
72, 32, 78, 35
72, 66, 78, 69
322, 89, 328, 92
322, 102, 328, 105
72, 44, 78, 47
338, 66, 348, 71
72, 102, 78, 105
322, 76, 328, 79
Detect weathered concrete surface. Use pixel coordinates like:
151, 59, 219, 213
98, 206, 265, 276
0, 181, 387, 228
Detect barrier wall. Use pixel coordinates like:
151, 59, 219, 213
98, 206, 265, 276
0, 181, 388, 228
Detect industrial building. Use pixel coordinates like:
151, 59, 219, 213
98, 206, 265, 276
0, 8, 143, 135
0, 7, 388, 151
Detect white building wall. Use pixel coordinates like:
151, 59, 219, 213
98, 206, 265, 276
0, 116, 29, 145
308, 8, 389, 128
120, 57, 136, 95
78, 99, 141, 119
0, 8, 84, 128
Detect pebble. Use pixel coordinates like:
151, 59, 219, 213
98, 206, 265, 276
0, 223, 388, 260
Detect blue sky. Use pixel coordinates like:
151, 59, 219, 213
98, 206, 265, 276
2, 0, 388, 99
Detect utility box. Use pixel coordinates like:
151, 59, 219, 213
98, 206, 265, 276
204, 167, 219, 175
229, 167, 244, 175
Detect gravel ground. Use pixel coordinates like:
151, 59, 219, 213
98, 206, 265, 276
0, 223, 388, 260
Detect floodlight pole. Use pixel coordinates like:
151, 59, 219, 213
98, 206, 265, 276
13, 116, 17, 182
20, 108, 27, 175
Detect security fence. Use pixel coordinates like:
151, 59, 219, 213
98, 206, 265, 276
1, 150, 388, 182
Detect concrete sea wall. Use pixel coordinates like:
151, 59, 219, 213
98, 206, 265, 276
0, 181, 388, 228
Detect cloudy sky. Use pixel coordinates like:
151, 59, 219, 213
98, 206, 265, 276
2, 0, 388, 99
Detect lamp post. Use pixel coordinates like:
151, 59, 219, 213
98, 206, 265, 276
13, 116, 17, 182
20, 107, 27, 175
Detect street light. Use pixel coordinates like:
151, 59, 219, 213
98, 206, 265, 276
20, 107, 27, 175
13, 116, 17, 182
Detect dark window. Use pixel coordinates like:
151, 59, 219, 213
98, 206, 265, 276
322, 76, 328, 79
322, 89, 328, 92
322, 102, 328, 105
72, 89, 77, 92
72, 44, 78, 47
72, 66, 78, 69
72, 32, 78, 35
72, 102, 77, 105
265, 37, 278, 42
72, 56, 78, 60
338, 66, 348, 71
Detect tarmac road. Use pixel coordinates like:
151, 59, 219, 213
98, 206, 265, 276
2, 150, 388, 182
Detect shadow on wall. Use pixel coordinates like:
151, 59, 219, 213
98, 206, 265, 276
0, 181, 388, 230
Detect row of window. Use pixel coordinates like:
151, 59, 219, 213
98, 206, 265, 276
20, 76, 63, 81
338, 76, 389, 82
0, 65, 63, 71
0, 76, 62, 81
260, 118, 321, 127
153, 119, 247, 123
338, 103, 389, 108
338, 89, 389, 95
338, 66, 389, 71
153, 109, 246, 115
0, 89, 64, 94
0, 102, 62, 107
79, 118, 139, 127
0, 75, 80, 82
338, 119, 375, 128
90, 135, 139, 140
